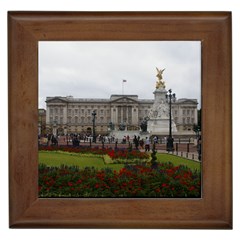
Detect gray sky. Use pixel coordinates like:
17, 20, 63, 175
39, 41, 201, 109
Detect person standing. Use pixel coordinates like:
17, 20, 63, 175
133, 135, 139, 150
139, 138, 144, 149
145, 137, 150, 152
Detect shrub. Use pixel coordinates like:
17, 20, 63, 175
151, 143, 158, 168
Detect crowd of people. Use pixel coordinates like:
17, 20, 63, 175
38, 133, 161, 152
38, 133, 201, 158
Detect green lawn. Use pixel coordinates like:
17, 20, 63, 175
38, 151, 124, 171
157, 153, 201, 171
39, 151, 201, 172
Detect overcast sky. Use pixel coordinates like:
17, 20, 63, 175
39, 41, 201, 109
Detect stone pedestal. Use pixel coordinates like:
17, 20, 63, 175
147, 88, 177, 135
147, 119, 177, 135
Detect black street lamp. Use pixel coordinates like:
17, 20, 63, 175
92, 110, 97, 143
53, 120, 58, 136
66, 123, 69, 146
166, 89, 175, 152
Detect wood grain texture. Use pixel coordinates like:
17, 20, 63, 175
8, 11, 232, 229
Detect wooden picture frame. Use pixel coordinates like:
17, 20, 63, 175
8, 11, 232, 229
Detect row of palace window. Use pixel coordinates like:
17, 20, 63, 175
49, 116, 109, 124
49, 108, 110, 116
49, 116, 195, 125
49, 107, 196, 120
138, 109, 150, 116
173, 109, 195, 116
174, 117, 195, 124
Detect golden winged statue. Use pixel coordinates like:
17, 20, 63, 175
156, 67, 166, 89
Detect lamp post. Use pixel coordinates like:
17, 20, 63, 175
195, 125, 201, 161
66, 123, 69, 146
166, 89, 175, 152
38, 122, 42, 137
53, 120, 57, 137
92, 110, 97, 143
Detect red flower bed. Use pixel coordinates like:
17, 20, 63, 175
107, 149, 149, 160
39, 163, 201, 198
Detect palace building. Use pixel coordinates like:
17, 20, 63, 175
44, 94, 198, 136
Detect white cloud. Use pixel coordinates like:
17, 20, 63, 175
39, 41, 201, 108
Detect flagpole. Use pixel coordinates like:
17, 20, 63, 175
122, 79, 127, 95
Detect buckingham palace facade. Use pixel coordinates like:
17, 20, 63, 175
44, 94, 198, 136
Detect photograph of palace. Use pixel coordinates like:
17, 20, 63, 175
38, 41, 201, 198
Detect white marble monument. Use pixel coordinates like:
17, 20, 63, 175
147, 68, 177, 135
